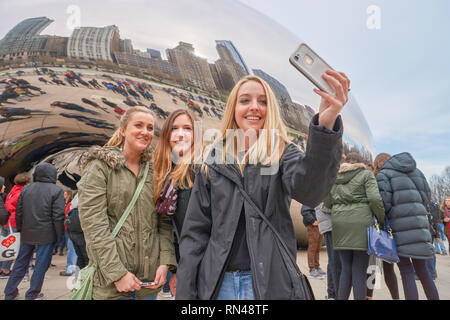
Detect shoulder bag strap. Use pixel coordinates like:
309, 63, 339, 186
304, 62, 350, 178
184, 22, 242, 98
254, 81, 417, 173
112, 162, 149, 238
236, 185, 302, 274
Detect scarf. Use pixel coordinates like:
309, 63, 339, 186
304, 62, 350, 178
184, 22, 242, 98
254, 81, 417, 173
155, 179, 178, 216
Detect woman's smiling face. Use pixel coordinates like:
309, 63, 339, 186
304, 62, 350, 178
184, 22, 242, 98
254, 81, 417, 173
121, 112, 154, 152
234, 80, 268, 133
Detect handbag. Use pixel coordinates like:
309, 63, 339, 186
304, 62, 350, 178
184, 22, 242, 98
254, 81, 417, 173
367, 216, 400, 264
237, 186, 315, 300
70, 162, 150, 300
0, 222, 20, 262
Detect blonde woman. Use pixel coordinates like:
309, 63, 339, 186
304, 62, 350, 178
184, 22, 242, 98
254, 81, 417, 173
153, 109, 198, 296
77, 106, 176, 300
176, 70, 349, 300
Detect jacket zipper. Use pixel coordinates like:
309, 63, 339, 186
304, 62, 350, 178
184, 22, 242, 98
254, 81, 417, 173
243, 167, 262, 299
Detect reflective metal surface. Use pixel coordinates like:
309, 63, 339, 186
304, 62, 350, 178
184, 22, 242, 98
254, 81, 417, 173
1, 0, 374, 246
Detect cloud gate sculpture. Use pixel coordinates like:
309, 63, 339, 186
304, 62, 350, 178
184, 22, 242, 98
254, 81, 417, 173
0, 0, 374, 246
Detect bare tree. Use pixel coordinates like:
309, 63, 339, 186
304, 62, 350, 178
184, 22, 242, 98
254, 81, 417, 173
429, 166, 450, 203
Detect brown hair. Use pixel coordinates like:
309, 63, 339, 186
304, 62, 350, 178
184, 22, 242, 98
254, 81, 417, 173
105, 106, 156, 147
153, 109, 197, 203
373, 153, 392, 176
344, 152, 364, 164
14, 173, 31, 186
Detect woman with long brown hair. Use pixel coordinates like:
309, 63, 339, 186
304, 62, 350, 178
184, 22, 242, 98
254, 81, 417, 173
153, 108, 198, 296
177, 70, 349, 300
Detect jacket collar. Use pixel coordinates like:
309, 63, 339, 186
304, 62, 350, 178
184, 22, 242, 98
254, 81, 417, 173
81, 145, 153, 170
338, 162, 367, 173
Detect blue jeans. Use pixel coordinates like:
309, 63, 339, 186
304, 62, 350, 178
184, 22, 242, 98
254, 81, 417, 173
118, 292, 157, 300
398, 256, 439, 300
55, 231, 67, 255
425, 255, 436, 280
324, 231, 341, 298
66, 237, 78, 274
0, 226, 18, 271
217, 271, 255, 300
434, 232, 447, 254
163, 270, 172, 293
4, 242, 55, 300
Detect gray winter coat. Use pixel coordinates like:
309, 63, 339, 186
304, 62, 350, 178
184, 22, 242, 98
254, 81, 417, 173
376, 152, 434, 260
176, 115, 343, 300
316, 203, 332, 234
16, 163, 65, 245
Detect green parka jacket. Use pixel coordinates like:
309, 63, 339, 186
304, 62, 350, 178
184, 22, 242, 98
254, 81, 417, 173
77, 146, 177, 300
324, 163, 385, 251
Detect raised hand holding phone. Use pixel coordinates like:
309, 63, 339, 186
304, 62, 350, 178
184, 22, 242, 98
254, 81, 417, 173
289, 43, 350, 130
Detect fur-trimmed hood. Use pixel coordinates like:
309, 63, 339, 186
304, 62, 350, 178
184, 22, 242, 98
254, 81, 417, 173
335, 162, 367, 184
81, 145, 153, 170
338, 162, 367, 173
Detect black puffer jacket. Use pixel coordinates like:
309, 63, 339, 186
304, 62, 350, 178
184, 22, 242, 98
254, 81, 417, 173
177, 115, 343, 300
301, 205, 317, 227
16, 163, 65, 245
376, 152, 433, 260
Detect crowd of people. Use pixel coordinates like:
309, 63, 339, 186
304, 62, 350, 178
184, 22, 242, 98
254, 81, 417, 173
0, 68, 446, 301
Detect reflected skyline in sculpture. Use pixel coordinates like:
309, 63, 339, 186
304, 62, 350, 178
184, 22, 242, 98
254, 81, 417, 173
0, 0, 374, 192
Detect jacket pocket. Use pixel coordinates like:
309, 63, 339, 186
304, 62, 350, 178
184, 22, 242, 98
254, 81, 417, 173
115, 237, 135, 272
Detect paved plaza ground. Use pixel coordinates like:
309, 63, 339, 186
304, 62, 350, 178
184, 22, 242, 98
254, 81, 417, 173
1, 247, 449, 300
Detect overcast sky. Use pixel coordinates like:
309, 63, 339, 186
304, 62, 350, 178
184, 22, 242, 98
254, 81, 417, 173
238, 0, 450, 179
1, 0, 448, 179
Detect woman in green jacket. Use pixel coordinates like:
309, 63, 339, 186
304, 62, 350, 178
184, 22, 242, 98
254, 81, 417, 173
77, 106, 177, 300
324, 152, 384, 300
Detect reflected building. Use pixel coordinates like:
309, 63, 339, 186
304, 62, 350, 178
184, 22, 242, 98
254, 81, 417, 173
0, 17, 68, 63
253, 69, 292, 104
166, 42, 216, 92
147, 48, 162, 59
119, 39, 134, 54
67, 25, 120, 62
215, 40, 250, 75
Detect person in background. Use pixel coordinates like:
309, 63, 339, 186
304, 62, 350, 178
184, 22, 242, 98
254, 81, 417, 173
0, 174, 31, 279
425, 202, 440, 280
65, 193, 89, 270
324, 152, 385, 300
301, 205, 326, 279
441, 196, 450, 250
315, 202, 341, 299
366, 155, 400, 300
59, 190, 78, 277
376, 152, 439, 300
4, 163, 65, 300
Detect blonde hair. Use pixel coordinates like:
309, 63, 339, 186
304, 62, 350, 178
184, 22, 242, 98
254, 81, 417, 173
105, 106, 156, 147
153, 109, 197, 203
203, 75, 292, 175
441, 197, 450, 211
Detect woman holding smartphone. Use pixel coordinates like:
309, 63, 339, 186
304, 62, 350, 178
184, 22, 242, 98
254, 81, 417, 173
77, 106, 176, 300
153, 109, 198, 296
176, 70, 349, 300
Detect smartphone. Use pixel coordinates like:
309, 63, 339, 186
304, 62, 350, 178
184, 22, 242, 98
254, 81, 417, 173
140, 281, 156, 286
289, 43, 335, 95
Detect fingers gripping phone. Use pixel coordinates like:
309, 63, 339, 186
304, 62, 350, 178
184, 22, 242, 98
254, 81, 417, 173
289, 43, 335, 95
